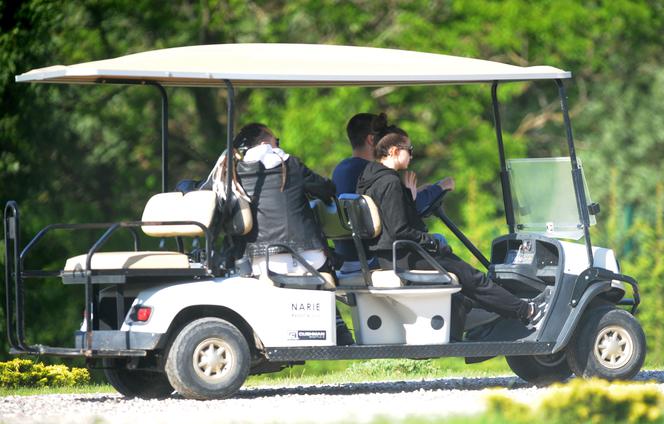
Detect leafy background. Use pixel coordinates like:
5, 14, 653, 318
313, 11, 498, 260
1, 0, 663, 369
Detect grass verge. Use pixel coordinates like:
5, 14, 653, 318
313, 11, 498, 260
245, 356, 511, 387
0, 383, 115, 397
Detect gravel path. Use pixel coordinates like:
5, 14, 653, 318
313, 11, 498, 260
2, 371, 664, 424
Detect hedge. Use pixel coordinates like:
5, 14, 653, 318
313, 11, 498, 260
487, 378, 664, 424
0, 359, 90, 389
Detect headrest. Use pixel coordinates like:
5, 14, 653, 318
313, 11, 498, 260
141, 191, 216, 237
310, 199, 351, 239
223, 193, 253, 236
338, 193, 381, 239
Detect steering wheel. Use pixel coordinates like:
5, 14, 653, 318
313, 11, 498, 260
418, 189, 450, 218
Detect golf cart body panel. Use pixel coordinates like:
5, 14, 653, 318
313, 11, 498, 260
117, 277, 337, 348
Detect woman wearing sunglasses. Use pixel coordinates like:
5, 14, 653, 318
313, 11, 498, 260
356, 129, 545, 325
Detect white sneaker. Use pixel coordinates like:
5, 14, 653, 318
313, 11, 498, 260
527, 287, 551, 327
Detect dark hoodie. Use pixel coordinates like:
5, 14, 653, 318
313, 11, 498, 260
356, 162, 435, 251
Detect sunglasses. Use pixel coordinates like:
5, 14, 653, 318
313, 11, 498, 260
398, 144, 414, 155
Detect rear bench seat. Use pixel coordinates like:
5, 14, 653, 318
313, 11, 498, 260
63, 188, 333, 291
62, 190, 221, 283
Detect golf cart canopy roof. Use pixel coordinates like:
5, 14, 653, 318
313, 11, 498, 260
15, 43, 571, 87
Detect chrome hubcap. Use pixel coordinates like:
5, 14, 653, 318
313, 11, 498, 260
193, 337, 233, 382
594, 325, 633, 369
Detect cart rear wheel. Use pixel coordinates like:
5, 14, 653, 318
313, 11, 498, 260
103, 365, 174, 399
165, 317, 250, 400
506, 351, 572, 385
567, 308, 645, 380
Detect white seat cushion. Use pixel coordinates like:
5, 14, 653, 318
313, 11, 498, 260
251, 250, 326, 276
371, 270, 459, 288
64, 251, 190, 271
141, 191, 216, 237
370, 270, 403, 287
253, 250, 334, 290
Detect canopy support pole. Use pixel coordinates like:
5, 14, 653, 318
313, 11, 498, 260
148, 83, 169, 193
556, 80, 594, 266
97, 79, 170, 193
223, 80, 235, 218
491, 82, 515, 234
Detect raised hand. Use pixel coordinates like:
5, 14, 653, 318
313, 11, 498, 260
437, 176, 455, 191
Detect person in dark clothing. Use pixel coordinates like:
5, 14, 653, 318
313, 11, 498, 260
332, 113, 452, 272
232, 123, 355, 345
356, 130, 545, 324
234, 124, 334, 265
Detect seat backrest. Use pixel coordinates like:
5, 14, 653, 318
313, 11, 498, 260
142, 190, 254, 238
310, 199, 351, 240
338, 193, 381, 239
222, 193, 253, 236
141, 191, 217, 237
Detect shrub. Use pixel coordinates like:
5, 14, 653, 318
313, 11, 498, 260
0, 358, 90, 389
487, 378, 664, 424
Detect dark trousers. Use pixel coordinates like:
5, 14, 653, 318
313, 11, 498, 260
376, 250, 529, 320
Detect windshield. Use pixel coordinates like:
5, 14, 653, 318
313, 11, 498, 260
507, 157, 595, 240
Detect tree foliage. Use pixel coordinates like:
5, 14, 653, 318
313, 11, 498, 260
1, 0, 663, 363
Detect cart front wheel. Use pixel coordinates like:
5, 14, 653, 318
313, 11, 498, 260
567, 308, 645, 380
165, 317, 250, 400
506, 351, 572, 385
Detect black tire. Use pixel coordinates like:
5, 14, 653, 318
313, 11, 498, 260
104, 367, 174, 399
165, 317, 250, 400
567, 308, 645, 380
506, 352, 572, 385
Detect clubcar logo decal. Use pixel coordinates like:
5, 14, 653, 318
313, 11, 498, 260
288, 330, 327, 340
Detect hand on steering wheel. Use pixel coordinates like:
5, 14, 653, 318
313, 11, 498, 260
437, 176, 455, 191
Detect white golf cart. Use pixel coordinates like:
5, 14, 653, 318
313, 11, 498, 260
4, 44, 644, 399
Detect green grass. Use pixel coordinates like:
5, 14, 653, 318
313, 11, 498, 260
0, 383, 115, 397
246, 356, 511, 387
0, 357, 509, 395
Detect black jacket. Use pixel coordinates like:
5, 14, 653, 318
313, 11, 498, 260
237, 156, 335, 258
356, 162, 434, 251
